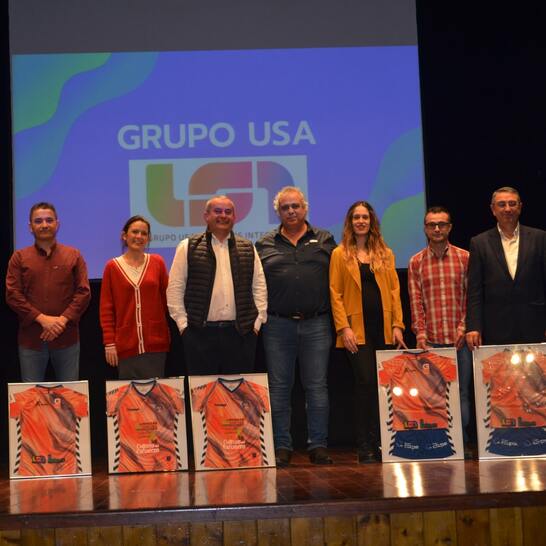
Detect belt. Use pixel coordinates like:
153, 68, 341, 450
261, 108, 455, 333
268, 311, 329, 321
205, 321, 236, 328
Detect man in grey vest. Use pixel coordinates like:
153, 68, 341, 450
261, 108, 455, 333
167, 195, 267, 374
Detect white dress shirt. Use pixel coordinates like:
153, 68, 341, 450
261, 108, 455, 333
166, 233, 267, 333
498, 223, 519, 279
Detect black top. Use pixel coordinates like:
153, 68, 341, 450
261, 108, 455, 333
256, 223, 336, 315
360, 262, 385, 346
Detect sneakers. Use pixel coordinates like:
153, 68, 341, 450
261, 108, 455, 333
275, 448, 292, 467
308, 447, 333, 465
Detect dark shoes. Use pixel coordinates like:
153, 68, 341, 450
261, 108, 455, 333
309, 447, 333, 465
357, 445, 381, 464
275, 448, 292, 467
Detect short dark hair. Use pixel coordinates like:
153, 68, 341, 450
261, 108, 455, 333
122, 215, 151, 236
491, 186, 521, 204
29, 202, 57, 222
424, 206, 451, 224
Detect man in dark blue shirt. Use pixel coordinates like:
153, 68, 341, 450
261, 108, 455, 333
256, 186, 336, 466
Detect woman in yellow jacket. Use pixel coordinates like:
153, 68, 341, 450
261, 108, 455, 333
330, 201, 406, 463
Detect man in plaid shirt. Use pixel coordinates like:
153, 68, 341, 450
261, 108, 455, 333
408, 206, 473, 452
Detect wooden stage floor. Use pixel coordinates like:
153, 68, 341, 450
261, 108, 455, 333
2, 449, 546, 530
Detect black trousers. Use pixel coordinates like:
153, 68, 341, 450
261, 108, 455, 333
345, 341, 386, 451
183, 324, 257, 375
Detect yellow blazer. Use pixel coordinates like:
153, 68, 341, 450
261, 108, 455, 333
329, 245, 404, 348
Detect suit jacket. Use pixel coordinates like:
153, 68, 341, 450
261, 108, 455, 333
329, 246, 404, 348
466, 225, 546, 345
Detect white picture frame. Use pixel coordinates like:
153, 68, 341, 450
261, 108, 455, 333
189, 373, 275, 471
473, 343, 546, 460
105, 377, 188, 473
8, 381, 92, 479
376, 348, 464, 462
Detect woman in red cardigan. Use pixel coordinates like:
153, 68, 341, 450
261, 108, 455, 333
100, 216, 170, 379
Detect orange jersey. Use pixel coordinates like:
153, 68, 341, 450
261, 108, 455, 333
481, 350, 546, 428
378, 352, 457, 431
106, 381, 184, 472
9, 385, 89, 476
191, 378, 270, 469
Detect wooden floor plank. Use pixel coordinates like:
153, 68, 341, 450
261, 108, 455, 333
324, 516, 356, 546
490, 507, 523, 546
456, 509, 490, 546
390, 512, 424, 546
256, 519, 290, 546
290, 518, 324, 546
423, 511, 457, 546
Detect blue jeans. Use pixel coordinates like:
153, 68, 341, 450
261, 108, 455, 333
19, 342, 80, 382
261, 313, 332, 451
430, 343, 472, 442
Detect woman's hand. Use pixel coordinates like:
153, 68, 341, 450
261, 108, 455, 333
393, 327, 407, 350
105, 345, 119, 367
342, 327, 358, 354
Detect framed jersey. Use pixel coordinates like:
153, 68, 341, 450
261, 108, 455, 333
8, 381, 92, 479
474, 343, 546, 460
105, 377, 188, 473
189, 373, 275, 471
376, 348, 464, 462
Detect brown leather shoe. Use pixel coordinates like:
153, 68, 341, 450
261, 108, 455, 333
309, 447, 333, 465
275, 448, 292, 467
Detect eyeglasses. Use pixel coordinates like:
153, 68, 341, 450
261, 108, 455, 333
279, 203, 302, 212
424, 222, 451, 230
493, 200, 519, 209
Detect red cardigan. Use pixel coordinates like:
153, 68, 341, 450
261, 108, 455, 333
100, 254, 170, 360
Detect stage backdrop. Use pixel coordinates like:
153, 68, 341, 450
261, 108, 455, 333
8, 0, 426, 278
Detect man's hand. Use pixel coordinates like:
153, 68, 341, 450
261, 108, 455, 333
37, 314, 68, 341
341, 327, 358, 354
466, 330, 482, 350
105, 345, 119, 367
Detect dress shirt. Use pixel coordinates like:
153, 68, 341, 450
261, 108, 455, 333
6, 243, 91, 350
256, 224, 336, 315
498, 223, 519, 279
167, 233, 267, 333
408, 243, 469, 345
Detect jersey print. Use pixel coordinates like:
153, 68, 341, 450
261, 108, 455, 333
191, 378, 270, 468
9, 385, 88, 476
378, 351, 457, 431
481, 349, 546, 429
106, 380, 184, 472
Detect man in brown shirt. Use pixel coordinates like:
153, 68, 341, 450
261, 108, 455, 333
6, 202, 90, 381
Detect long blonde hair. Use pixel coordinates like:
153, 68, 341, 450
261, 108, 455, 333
341, 201, 389, 271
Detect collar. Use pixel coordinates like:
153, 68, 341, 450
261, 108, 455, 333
207, 231, 232, 245
274, 221, 314, 239
497, 223, 520, 241
426, 242, 450, 259
34, 241, 57, 257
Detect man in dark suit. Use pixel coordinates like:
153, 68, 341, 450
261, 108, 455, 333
466, 187, 546, 348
